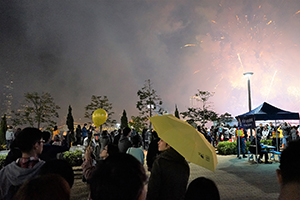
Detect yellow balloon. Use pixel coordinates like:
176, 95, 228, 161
92, 109, 107, 127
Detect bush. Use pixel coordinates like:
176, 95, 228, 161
0, 155, 6, 170
62, 150, 83, 166
0, 145, 5, 150
217, 141, 236, 155
217, 140, 251, 155
260, 139, 272, 145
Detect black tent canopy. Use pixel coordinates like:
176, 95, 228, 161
235, 102, 299, 158
236, 102, 299, 121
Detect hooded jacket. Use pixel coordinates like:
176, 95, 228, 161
5, 129, 14, 141
147, 147, 190, 200
0, 160, 45, 200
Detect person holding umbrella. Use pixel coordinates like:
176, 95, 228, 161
146, 138, 190, 200
147, 115, 218, 200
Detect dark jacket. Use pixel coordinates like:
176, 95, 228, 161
146, 138, 160, 171
147, 148, 190, 200
40, 142, 69, 161
281, 124, 290, 137
118, 136, 132, 153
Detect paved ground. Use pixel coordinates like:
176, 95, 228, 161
70, 154, 280, 200
1, 148, 281, 200
189, 155, 280, 200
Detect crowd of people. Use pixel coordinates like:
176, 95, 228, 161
1, 122, 299, 200
197, 122, 300, 149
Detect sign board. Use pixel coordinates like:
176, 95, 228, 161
236, 115, 256, 129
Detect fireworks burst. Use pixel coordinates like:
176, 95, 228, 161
187, 1, 300, 113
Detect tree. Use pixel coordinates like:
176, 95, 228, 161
66, 105, 74, 131
174, 104, 180, 119
128, 116, 148, 133
12, 92, 60, 129
66, 105, 75, 144
181, 90, 218, 126
0, 114, 7, 145
216, 112, 233, 125
136, 79, 163, 128
120, 110, 128, 129
84, 95, 116, 128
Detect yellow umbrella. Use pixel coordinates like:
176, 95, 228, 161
149, 114, 217, 172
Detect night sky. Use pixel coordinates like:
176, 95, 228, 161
1, 0, 300, 127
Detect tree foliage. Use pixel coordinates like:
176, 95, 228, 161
120, 110, 128, 129
84, 95, 116, 127
181, 90, 218, 126
136, 79, 163, 127
12, 92, 60, 129
66, 105, 74, 131
216, 112, 233, 125
0, 115, 7, 145
129, 116, 147, 133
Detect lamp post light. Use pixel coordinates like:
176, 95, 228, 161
243, 72, 254, 139
243, 72, 253, 111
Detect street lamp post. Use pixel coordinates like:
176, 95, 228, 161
243, 72, 254, 141
243, 72, 253, 112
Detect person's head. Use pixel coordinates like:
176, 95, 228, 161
13, 174, 70, 200
259, 123, 263, 127
89, 153, 148, 200
102, 130, 108, 136
16, 127, 43, 154
77, 125, 81, 129
84, 123, 87, 127
276, 139, 300, 186
284, 122, 287, 126
42, 131, 51, 143
131, 135, 141, 148
100, 144, 119, 159
158, 139, 170, 151
123, 127, 132, 137
9, 126, 13, 129
53, 126, 58, 131
185, 177, 220, 200
39, 159, 74, 188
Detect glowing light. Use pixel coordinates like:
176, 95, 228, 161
184, 44, 197, 47
211, 20, 217, 24
294, 10, 300, 15
267, 20, 272, 25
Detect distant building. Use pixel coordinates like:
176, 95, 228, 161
1, 71, 13, 118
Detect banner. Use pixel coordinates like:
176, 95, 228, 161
236, 115, 256, 129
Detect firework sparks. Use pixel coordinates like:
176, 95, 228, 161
188, 1, 300, 113
183, 44, 197, 48
265, 70, 278, 101
294, 10, 300, 15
